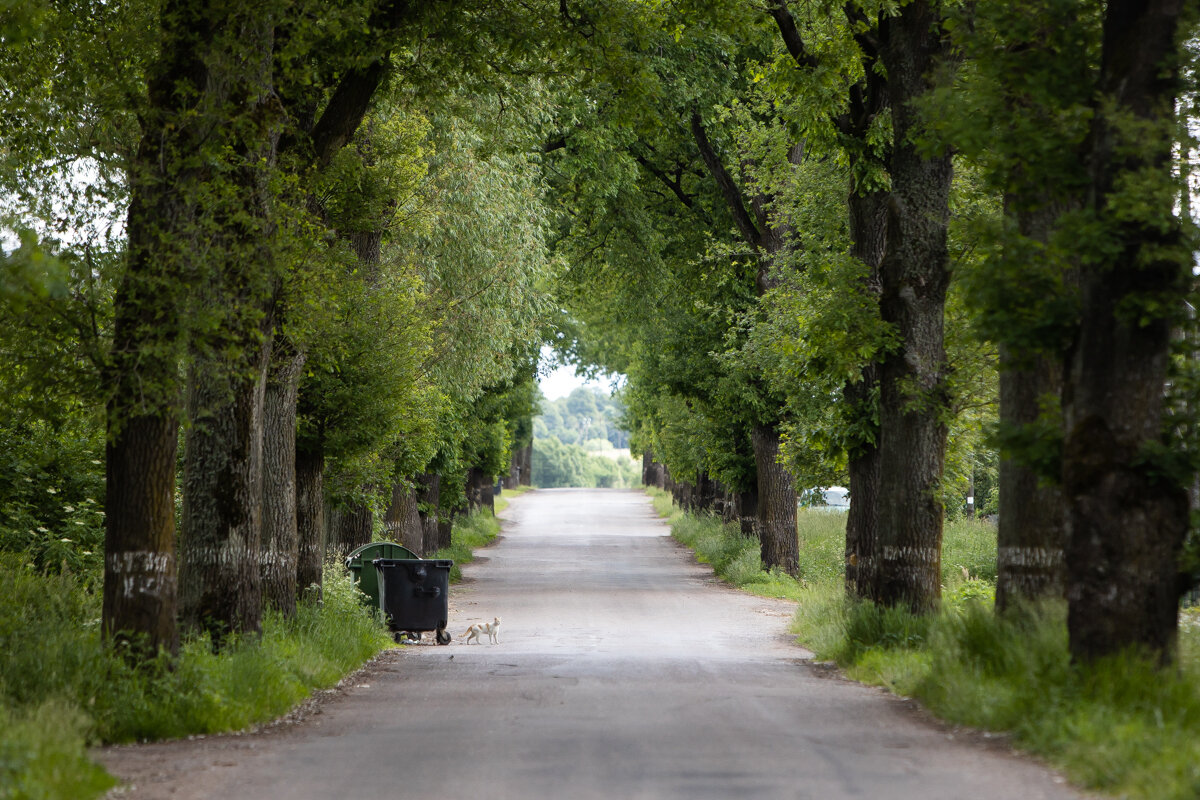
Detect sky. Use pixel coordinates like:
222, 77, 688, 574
537, 347, 624, 401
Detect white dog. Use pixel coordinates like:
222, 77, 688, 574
462, 616, 501, 644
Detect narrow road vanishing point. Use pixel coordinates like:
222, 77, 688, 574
100, 488, 1086, 800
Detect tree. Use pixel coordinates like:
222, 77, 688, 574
1062, 0, 1194, 662
105, 0, 275, 656
928, 0, 1094, 610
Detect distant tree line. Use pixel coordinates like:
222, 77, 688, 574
534, 386, 630, 449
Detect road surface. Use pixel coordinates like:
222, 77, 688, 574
99, 488, 1085, 799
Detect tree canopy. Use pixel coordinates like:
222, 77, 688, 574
1, 0, 1198, 669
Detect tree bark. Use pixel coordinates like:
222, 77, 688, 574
328, 500, 373, 557
873, 0, 953, 613
996, 346, 1065, 610
844, 373, 882, 597
466, 467, 494, 514
176, 10, 279, 644
103, 414, 180, 657
437, 516, 454, 551
260, 341, 305, 617
295, 449, 325, 600
696, 471, 718, 514
384, 483, 424, 555
102, 0, 231, 659
737, 486, 758, 538
179, 331, 272, 642
518, 444, 533, 486
1064, 0, 1190, 663
993, 188, 1074, 610
416, 473, 441, 556
753, 425, 799, 575
768, 0, 892, 601
843, 188, 887, 600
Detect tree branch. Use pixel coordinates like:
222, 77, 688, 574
631, 151, 713, 226
296, 0, 420, 168
767, 0, 821, 71
689, 112, 762, 249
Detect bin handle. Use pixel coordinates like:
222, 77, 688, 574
413, 586, 441, 598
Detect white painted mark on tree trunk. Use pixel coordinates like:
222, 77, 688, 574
881, 546, 939, 562
107, 550, 175, 599
998, 546, 1063, 569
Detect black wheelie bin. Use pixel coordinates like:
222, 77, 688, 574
373, 557, 453, 645
344, 542, 419, 609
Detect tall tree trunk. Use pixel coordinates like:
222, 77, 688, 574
994, 191, 1073, 610
518, 443, 533, 486
384, 483, 424, 555
696, 474, 709, 513
260, 341, 305, 617
173, 2, 279, 645
295, 449, 325, 600
437, 516, 454, 551
843, 188, 887, 599
996, 347, 1065, 610
102, 0, 233, 659
753, 425, 799, 575
328, 501, 373, 557
844, 378, 882, 597
466, 467, 494, 514
503, 450, 521, 490
179, 333, 272, 642
738, 486, 758, 538
416, 473, 441, 556
103, 415, 180, 657
1064, 0, 1190, 663
873, 0, 953, 613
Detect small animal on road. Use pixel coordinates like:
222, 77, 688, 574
463, 616, 501, 645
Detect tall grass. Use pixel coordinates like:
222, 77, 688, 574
0, 508, 506, 800
0, 497, 511, 798
651, 489, 1200, 800
432, 507, 502, 583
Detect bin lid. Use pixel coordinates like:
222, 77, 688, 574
344, 541, 418, 570
343, 542, 419, 610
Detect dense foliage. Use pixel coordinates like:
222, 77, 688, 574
2, 0, 1200, 795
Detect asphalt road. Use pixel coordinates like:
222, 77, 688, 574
99, 488, 1085, 799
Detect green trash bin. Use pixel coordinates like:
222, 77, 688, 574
344, 542, 418, 609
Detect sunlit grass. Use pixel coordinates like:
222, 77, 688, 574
432, 508, 501, 583
493, 484, 534, 516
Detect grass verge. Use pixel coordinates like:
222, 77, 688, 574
648, 487, 1200, 800
433, 506, 503, 583
493, 484, 533, 517
0, 506, 504, 799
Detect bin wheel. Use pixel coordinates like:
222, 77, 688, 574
436, 627, 451, 646
395, 631, 421, 644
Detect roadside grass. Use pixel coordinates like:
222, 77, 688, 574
0, 507, 502, 799
493, 484, 533, 517
648, 488, 1200, 800
432, 507, 503, 583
